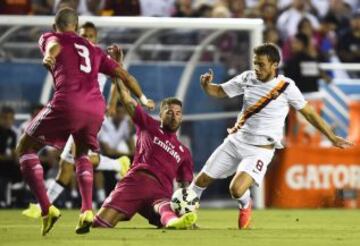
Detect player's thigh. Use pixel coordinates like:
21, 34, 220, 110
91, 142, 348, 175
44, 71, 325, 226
16, 133, 44, 155
73, 118, 103, 157
202, 138, 241, 179
96, 207, 128, 227
237, 145, 275, 186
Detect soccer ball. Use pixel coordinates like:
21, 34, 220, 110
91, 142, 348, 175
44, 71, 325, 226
170, 188, 200, 215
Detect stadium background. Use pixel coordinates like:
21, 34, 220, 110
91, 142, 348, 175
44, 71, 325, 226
1, 0, 360, 212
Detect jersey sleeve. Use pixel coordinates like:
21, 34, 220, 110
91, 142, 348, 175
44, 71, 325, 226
99, 50, 119, 77
220, 71, 249, 98
285, 80, 307, 110
132, 104, 158, 130
176, 150, 194, 184
38, 32, 59, 54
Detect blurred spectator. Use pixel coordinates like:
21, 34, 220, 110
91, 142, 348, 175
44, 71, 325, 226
98, 102, 134, 195
315, 14, 339, 60
337, 11, 360, 77
99, 102, 134, 158
0, 106, 21, 208
277, 0, 320, 40
211, 4, 231, 18
54, 0, 102, 15
173, 0, 195, 17
326, 0, 352, 34
193, 1, 213, 18
0, 0, 31, 15
140, 0, 176, 17
283, 33, 331, 94
259, 2, 278, 27
263, 26, 282, 47
32, 0, 54, 15
101, 0, 140, 16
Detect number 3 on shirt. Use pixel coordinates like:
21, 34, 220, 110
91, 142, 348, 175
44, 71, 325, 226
74, 43, 91, 73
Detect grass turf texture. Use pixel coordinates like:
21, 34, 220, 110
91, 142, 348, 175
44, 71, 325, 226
0, 209, 359, 246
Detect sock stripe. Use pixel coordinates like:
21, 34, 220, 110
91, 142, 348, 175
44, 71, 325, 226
19, 154, 39, 163
94, 216, 113, 228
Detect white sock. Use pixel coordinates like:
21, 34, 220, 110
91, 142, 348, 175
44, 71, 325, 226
189, 183, 206, 199
97, 188, 106, 202
47, 180, 65, 203
237, 189, 251, 209
96, 155, 121, 172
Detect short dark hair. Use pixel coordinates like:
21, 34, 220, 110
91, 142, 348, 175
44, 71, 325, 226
253, 43, 281, 64
1, 106, 15, 115
55, 7, 78, 31
160, 97, 182, 111
321, 13, 339, 26
294, 33, 309, 48
80, 21, 97, 32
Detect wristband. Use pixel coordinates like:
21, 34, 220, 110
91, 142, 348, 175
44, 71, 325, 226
140, 94, 149, 105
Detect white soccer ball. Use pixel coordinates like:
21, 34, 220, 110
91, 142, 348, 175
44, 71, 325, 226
170, 188, 200, 215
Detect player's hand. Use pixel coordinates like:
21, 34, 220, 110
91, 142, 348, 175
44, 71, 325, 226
227, 121, 241, 134
107, 44, 124, 64
106, 105, 116, 117
143, 99, 156, 111
42, 54, 56, 70
200, 69, 214, 88
331, 136, 353, 149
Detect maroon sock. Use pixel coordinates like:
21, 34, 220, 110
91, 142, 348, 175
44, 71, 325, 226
158, 201, 178, 226
19, 153, 51, 216
75, 155, 93, 212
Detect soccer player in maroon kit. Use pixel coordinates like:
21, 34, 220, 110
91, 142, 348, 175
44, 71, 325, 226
16, 8, 154, 236
92, 80, 197, 231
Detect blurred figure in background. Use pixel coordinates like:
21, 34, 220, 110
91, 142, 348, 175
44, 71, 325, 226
0, 0, 31, 15
101, 0, 141, 16
0, 106, 21, 208
337, 11, 360, 77
277, 0, 319, 40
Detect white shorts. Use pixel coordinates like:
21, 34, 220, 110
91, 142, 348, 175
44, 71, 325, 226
201, 137, 275, 185
60, 136, 95, 165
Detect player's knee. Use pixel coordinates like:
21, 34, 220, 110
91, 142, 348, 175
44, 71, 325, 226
229, 183, 247, 199
195, 172, 213, 188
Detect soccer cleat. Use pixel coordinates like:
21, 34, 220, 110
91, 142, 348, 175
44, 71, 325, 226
238, 201, 252, 229
75, 210, 94, 234
41, 205, 61, 236
116, 156, 131, 180
165, 212, 198, 229
22, 203, 41, 219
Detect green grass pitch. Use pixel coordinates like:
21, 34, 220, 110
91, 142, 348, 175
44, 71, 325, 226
0, 209, 359, 246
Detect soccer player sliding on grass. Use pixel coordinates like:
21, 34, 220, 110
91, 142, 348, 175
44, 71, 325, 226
189, 43, 352, 229
92, 80, 197, 232
16, 7, 154, 236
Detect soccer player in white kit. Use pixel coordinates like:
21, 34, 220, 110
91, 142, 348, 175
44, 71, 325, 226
22, 22, 135, 219
189, 43, 352, 229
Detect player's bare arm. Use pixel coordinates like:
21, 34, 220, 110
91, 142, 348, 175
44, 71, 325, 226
107, 45, 123, 116
200, 69, 227, 98
115, 78, 137, 117
299, 103, 353, 149
113, 66, 155, 110
43, 41, 61, 70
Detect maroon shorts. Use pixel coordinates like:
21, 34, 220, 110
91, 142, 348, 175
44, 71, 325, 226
102, 170, 171, 227
25, 103, 104, 151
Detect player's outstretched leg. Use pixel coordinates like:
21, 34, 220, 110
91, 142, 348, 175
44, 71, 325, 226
94, 154, 131, 180
156, 201, 197, 229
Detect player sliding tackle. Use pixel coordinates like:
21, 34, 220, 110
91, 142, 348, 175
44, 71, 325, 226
91, 80, 197, 231
189, 43, 353, 229
16, 7, 154, 236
